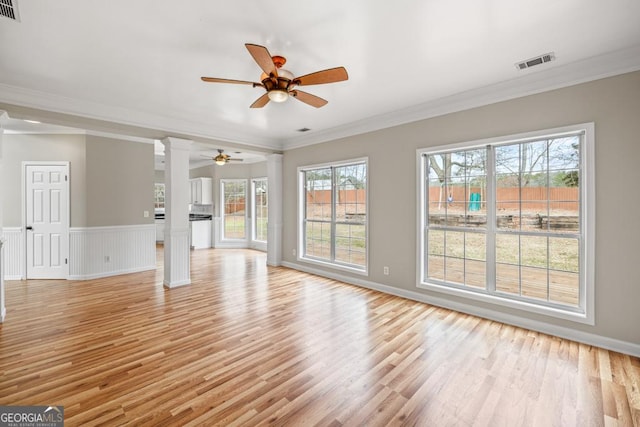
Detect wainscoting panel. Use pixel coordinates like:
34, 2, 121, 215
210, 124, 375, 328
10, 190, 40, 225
69, 224, 156, 280
2, 228, 24, 280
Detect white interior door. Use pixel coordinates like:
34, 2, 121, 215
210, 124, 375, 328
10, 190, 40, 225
25, 163, 69, 279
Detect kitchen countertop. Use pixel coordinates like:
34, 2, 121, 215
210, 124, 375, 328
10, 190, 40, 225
155, 214, 212, 221
189, 214, 213, 221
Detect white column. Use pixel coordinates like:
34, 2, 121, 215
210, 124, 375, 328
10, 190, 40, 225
162, 137, 192, 287
266, 153, 283, 266
0, 111, 7, 321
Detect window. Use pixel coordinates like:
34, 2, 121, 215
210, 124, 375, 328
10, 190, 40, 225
299, 158, 368, 272
418, 124, 594, 323
154, 183, 165, 209
252, 178, 268, 243
221, 179, 247, 240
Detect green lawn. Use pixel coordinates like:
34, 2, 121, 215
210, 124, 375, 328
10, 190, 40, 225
224, 215, 245, 239
305, 221, 366, 266
427, 230, 578, 272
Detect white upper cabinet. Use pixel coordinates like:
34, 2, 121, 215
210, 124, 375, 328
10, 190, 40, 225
190, 178, 212, 205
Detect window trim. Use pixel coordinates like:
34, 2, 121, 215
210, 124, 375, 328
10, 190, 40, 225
251, 177, 268, 244
297, 157, 369, 275
220, 178, 248, 242
416, 123, 595, 324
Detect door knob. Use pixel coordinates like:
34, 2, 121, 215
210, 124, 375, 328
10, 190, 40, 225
26, 225, 33, 230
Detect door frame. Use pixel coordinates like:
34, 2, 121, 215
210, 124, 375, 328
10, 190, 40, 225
22, 161, 70, 280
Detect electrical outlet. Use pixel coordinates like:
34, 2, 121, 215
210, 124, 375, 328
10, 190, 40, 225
292, 249, 297, 256
143, 210, 149, 218
383, 266, 389, 275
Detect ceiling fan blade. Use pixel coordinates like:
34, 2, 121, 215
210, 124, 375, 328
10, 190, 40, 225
291, 90, 328, 108
245, 43, 277, 77
293, 67, 348, 86
201, 77, 262, 86
227, 158, 244, 162
250, 92, 271, 108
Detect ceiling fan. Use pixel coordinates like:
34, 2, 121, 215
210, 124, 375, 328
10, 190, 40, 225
201, 43, 348, 108
203, 149, 243, 166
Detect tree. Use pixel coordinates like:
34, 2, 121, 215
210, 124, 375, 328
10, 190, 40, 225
496, 140, 547, 187
305, 168, 331, 193
496, 136, 580, 187
552, 170, 579, 187
428, 154, 453, 210
336, 164, 366, 189
429, 150, 486, 210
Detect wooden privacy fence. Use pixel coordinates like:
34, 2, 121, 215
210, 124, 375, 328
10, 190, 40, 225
306, 188, 577, 211
224, 199, 246, 214
306, 189, 367, 203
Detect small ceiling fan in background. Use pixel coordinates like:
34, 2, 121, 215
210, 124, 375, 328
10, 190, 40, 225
202, 149, 243, 166
201, 43, 348, 108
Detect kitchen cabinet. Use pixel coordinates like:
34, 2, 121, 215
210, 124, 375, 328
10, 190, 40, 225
190, 178, 212, 205
155, 219, 165, 242
191, 220, 212, 249
158, 218, 211, 248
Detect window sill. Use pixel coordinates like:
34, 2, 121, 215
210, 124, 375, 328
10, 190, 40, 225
417, 280, 594, 325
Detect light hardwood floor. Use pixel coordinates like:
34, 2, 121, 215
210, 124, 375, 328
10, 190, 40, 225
1, 247, 639, 426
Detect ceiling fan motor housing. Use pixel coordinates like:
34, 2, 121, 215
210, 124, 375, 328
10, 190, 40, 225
261, 68, 294, 92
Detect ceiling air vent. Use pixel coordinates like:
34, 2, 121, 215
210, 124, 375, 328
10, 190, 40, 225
297, 127, 311, 132
0, 0, 20, 21
515, 52, 555, 70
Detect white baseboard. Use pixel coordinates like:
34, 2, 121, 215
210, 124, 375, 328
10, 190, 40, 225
250, 241, 267, 252
282, 260, 640, 358
214, 241, 250, 249
68, 265, 156, 281
163, 279, 191, 288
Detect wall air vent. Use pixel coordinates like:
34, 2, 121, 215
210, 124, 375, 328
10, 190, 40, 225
0, 0, 20, 21
515, 52, 555, 70
297, 128, 311, 132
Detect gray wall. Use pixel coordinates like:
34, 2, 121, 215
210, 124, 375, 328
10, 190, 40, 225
1, 133, 154, 228
190, 164, 214, 180
86, 135, 154, 226
1, 133, 87, 226
282, 71, 640, 344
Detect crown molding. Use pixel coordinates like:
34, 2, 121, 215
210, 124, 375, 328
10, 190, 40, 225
0, 84, 281, 150
2, 45, 639, 152
4, 126, 86, 135
282, 44, 640, 150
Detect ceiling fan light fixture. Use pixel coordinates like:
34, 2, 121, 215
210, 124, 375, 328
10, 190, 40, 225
268, 89, 289, 103
214, 153, 227, 165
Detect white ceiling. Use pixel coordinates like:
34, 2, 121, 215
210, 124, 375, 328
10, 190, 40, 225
1, 0, 640, 154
